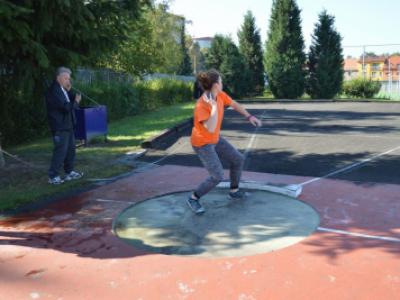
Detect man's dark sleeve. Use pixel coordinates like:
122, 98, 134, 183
47, 86, 74, 113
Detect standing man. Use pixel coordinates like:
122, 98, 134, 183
46, 67, 83, 184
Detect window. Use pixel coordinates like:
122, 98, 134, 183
372, 63, 380, 71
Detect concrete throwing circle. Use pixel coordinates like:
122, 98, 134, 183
113, 188, 320, 257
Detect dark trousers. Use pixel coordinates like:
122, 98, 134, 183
193, 137, 244, 198
48, 130, 76, 178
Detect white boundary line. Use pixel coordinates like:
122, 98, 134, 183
243, 111, 267, 164
300, 145, 400, 186
95, 198, 135, 204
317, 227, 400, 243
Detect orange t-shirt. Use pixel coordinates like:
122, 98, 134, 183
191, 91, 233, 147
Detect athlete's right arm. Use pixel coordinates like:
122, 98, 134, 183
202, 101, 218, 133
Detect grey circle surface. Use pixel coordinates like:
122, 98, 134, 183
113, 189, 320, 257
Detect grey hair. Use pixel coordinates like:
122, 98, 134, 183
56, 66, 72, 77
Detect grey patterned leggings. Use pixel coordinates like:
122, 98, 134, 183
193, 137, 244, 198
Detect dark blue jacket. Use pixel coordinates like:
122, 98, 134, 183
45, 81, 78, 132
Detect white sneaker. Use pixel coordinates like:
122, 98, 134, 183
48, 176, 64, 185
64, 171, 83, 181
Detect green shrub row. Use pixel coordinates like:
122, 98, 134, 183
342, 78, 382, 99
1, 78, 193, 146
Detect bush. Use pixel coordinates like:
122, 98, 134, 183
342, 78, 381, 98
1, 78, 193, 146
76, 78, 193, 121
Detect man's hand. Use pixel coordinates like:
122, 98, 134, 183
65, 82, 72, 91
75, 93, 82, 104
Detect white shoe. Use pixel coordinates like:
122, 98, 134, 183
48, 176, 64, 185
64, 171, 83, 181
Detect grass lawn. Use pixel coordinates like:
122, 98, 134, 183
0, 102, 194, 212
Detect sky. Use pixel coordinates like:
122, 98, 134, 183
168, 0, 400, 58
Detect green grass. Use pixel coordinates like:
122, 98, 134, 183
0, 102, 195, 212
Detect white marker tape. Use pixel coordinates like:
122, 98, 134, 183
317, 227, 400, 243
300, 145, 400, 186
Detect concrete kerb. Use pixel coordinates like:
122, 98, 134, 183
141, 117, 193, 149
218, 180, 302, 198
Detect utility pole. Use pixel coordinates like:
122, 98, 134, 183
398, 64, 400, 95
388, 56, 392, 94
362, 45, 366, 79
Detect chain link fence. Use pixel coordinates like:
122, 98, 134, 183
74, 68, 195, 85
74, 68, 134, 85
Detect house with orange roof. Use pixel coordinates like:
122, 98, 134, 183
357, 56, 386, 81
383, 55, 400, 81
344, 57, 359, 80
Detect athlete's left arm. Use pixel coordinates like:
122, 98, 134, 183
230, 100, 262, 127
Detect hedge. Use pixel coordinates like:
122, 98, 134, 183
342, 78, 381, 99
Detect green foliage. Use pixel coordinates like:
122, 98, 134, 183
98, 2, 192, 76
238, 11, 265, 95
342, 78, 381, 98
264, 0, 306, 99
205, 35, 248, 98
307, 10, 344, 99
177, 21, 193, 75
133, 78, 193, 112
0, 0, 150, 144
97, 8, 162, 76
79, 78, 193, 120
147, 3, 188, 74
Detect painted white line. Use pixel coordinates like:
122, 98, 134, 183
317, 227, 400, 243
95, 198, 135, 205
300, 145, 400, 186
255, 130, 400, 140
243, 111, 267, 162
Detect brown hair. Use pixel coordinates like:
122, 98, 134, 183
197, 69, 220, 91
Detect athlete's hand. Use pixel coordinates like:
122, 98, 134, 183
249, 115, 262, 127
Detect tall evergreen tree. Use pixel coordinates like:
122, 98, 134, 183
238, 10, 265, 95
205, 35, 247, 98
264, 0, 306, 99
307, 10, 344, 99
177, 20, 193, 75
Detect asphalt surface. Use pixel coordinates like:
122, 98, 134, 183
138, 102, 400, 185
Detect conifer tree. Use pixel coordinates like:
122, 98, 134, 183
238, 11, 265, 95
206, 35, 247, 98
177, 20, 193, 75
264, 0, 306, 99
307, 10, 344, 99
